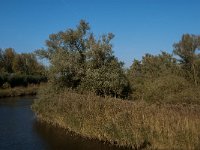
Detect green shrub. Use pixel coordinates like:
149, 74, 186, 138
138, 75, 200, 104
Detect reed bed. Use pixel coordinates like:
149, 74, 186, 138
32, 90, 200, 149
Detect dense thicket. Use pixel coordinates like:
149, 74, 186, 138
128, 34, 200, 104
36, 20, 130, 98
0, 48, 46, 87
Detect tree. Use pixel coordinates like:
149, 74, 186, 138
0, 49, 4, 72
128, 51, 179, 100
36, 20, 130, 97
12, 53, 45, 75
81, 33, 130, 98
0, 48, 16, 73
128, 51, 177, 81
173, 34, 200, 85
36, 20, 90, 89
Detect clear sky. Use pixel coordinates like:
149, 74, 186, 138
0, 0, 200, 67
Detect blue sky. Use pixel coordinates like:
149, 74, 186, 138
0, 0, 200, 67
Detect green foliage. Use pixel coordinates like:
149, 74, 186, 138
128, 52, 179, 100
0, 48, 16, 73
36, 20, 130, 98
141, 75, 194, 103
128, 42, 200, 104
36, 20, 89, 90
81, 32, 130, 98
81, 60, 130, 98
173, 34, 200, 85
12, 53, 45, 75
0, 48, 47, 87
0, 48, 45, 75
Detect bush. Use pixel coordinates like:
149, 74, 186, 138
80, 62, 131, 99
137, 74, 200, 104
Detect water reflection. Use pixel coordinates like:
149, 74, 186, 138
33, 121, 130, 150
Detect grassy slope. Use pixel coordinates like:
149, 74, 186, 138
32, 90, 200, 149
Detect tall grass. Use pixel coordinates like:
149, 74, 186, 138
32, 89, 200, 149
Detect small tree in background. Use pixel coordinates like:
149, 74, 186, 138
0, 48, 16, 73
12, 53, 45, 75
128, 34, 200, 104
0, 48, 46, 87
173, 34, 200, 85
128, 51, 185, 102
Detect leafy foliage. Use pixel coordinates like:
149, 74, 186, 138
173, 34, 200, 85
12, 53, 45, 75
36, 20, 130, 98
128, 34, 200, 104
0, 48, 16, 73
0, 48, 46, 88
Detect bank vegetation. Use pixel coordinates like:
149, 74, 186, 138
0, 48, 47, 97
23, 20, 200, 149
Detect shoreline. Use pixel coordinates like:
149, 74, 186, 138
35, 116, 131, 149
32, 91, 200, 149
0, 85, 39, 98
35, 114, 135, 150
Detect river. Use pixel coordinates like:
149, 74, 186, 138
0, 96, 130, 150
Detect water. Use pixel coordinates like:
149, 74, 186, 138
0, 96, 130, 150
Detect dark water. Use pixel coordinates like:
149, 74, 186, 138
0, 96, 130, 150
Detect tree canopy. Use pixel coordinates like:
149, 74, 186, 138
173, 34, 200, 85
36, 20, 130, 98
128, 34, 200, 104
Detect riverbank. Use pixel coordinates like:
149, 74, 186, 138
1, 96, 124, 150
0, 85, 39, 98
32, 90, 200, 149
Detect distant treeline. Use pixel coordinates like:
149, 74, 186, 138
0, 73, 47, 88
0, 48, 47, 88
